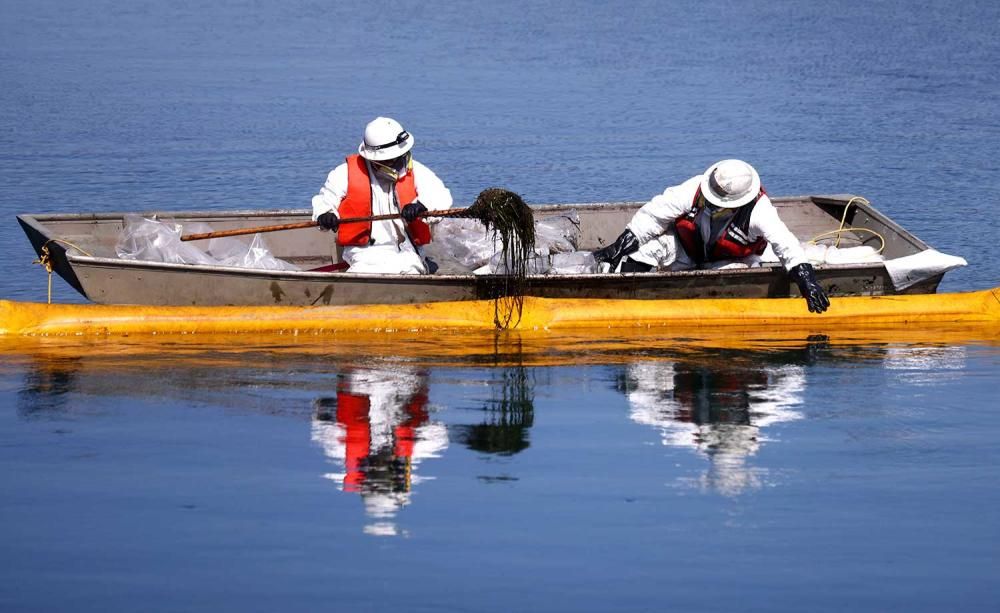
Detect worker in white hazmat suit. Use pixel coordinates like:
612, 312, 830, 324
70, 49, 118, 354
310, 366, 448, 537
594, 159, 830, 313
311, 117, 454, 274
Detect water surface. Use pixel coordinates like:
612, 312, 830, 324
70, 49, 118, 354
2, 0, 1000, 611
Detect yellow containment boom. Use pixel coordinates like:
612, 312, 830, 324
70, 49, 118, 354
1, 286, 999, 338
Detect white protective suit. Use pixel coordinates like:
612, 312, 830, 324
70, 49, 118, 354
626, 176, 808, 271
311, 159, 454, 274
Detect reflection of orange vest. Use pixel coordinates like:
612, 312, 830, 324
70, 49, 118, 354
336, 391, 371, 492
674, 187, 768, 265
335, 388, 430, 492
337, 154, 432, 247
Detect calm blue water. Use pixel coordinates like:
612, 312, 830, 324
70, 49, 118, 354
2, 1, 1000, 611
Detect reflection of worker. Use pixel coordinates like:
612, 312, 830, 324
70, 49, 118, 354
311, 116, 454, 274
621, 360, 804, 496
311, 366, 448, 536
594, 159, 829, 313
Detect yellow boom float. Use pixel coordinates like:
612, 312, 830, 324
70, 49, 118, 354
2, 286, 999, 337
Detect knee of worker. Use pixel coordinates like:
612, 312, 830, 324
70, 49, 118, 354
343, 245, 429, 274
703, 255, 762, 270
632, 232, 681, 270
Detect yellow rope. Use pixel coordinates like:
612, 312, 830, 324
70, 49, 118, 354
31, 238, 94, 304
807, 196, 886, 254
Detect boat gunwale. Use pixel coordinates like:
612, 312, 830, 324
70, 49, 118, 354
16, 194, 926, 289
15, 195, 931, 260
15, 195, 838, 224
61, 252, 893, 282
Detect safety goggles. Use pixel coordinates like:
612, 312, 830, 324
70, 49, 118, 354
369, 130, 410, 152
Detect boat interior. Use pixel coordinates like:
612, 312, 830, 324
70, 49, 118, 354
18, 195, 924, 273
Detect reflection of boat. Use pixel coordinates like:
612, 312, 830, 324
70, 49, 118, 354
16, 196, 961, 307
310, 366, 447, 537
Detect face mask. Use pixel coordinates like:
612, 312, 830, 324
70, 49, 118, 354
371, 154, 410, 181
706, 203, 736, 220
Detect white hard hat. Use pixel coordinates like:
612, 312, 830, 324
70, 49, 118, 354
700, 159, 761, 208
358, 116, 414, 161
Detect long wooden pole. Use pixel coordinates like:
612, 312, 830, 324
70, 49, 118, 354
180, 207, 470, 242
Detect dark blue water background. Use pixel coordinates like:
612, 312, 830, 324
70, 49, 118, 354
2, 1, 1000, 611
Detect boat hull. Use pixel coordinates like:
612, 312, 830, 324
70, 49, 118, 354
57, 256, 940, 307
16, 196, 944, 306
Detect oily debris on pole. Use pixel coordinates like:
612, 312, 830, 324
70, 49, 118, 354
468, 188, 535, 329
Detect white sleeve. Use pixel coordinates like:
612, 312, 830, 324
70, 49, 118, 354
626, 176, 700, 244
311, 163, 349, 221
412, 160, 453, 213
749, 196, 807, 271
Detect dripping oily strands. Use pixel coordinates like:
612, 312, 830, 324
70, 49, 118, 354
468, 188, 535, 329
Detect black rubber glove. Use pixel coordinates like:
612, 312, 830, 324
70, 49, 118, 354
401, 201, 428, 223
593, 229, 640, 271
317, 211, 340, 231
789, 263, 830, 314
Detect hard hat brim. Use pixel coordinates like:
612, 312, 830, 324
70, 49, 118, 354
700, 159, 761, 209
358, 136, 414, 161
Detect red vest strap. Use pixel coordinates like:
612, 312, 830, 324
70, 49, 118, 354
393, 391, 429, 458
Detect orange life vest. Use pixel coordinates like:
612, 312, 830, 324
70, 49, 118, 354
337, 154, 432, 247
674, 187, 768, 265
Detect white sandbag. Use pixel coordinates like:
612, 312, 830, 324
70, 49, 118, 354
821, 245, 882, 264
884, 249, 967, 291
801, 243, 884, 265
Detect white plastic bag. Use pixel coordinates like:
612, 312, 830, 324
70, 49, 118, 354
548, 251, 598, 274
116, 215, 219, 266
474, 248, 552, 275
426, 211, 583, 274
534, 210, 581, 254
116, 215, 299, 271
208, 233, 300, 271
421, 217, 499, 271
